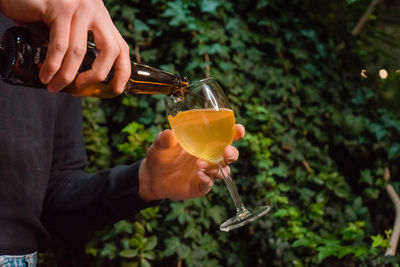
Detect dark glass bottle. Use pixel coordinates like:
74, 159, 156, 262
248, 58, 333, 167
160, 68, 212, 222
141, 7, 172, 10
0, 26, 189, 98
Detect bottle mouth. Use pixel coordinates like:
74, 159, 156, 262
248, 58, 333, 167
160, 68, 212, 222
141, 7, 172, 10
0, 29, 17, 80
179, 74, 190, 88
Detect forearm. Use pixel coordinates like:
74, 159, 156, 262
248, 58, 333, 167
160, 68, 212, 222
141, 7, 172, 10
42, 161, 151, 234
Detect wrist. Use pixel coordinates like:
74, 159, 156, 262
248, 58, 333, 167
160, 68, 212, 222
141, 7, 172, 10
138, 159, 159, 202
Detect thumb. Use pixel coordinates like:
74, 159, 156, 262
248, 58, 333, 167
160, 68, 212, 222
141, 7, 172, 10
154, 129, 178, 150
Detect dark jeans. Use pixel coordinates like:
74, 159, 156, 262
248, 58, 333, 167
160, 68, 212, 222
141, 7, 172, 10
0, 252, 37, 267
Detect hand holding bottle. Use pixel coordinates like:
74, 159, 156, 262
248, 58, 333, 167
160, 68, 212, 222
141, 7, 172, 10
138, 125, 245, 201
0, 0, 130, 93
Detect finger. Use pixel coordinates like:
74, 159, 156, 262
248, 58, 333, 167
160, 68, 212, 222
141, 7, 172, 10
111, 31, 131, 94
154, 129, 178, 150
75, 20, 119, 88
223, 145, 239, 165
197, 170, 214, 195
233, 124, 245, 141
197, 160, 230, 179
39, 15, 72, 86
47, 13, 89, 92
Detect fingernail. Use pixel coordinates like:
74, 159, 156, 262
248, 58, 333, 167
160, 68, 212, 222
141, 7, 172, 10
40, 76, 51, 85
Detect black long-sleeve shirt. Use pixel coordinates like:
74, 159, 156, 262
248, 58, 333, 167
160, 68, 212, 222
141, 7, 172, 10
0, 15, 150, 254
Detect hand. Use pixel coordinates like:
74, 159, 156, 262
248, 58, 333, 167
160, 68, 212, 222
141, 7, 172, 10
0, 0, 130, 93
138, 124, 245, 202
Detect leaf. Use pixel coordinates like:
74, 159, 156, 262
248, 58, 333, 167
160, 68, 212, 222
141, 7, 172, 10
197, 234, 219, 253
207, 205, 225, 224
134, 19, 150, 33
277, 183, 291, 192
368, 122, 387, 141
364, 188, 380, 199
337, 246, 353, 259
184, 223, 202, 239
164, 237, 190, 258
114, 220, 133, 235
269, 166, 289, 178
144, 236, 158, 251
144, 251, 156, 260
163, 1, 189, 26
354, 246, 369, 257
140, 206, 160, 220
140, 259, 152, 267
317, 246, 337, 261
360, 170, 373, 185
121, 6, 137, 20
200, 0, 220, 13
274, 208, 289, 218
119, 249, 139, 259
177, 244, 191, 259
341, 221, 365, 241
311, 202, 324, 216
371, 234, 389, 248
100, 243, 117, 260
321, 238, 341, 247
129, 237, 142, 248
292, 238, 311, 247
132, 222, 145, 236
385, 229, 392, 239
388, 143, 400, 158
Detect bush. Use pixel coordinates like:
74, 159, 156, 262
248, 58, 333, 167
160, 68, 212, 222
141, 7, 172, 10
79, 0, 400, 266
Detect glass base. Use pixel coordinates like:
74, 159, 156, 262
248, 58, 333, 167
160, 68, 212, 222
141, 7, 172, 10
219, 205, 271, 232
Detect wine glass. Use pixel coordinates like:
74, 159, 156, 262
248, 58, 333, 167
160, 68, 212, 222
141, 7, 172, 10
164, 77, 270, 232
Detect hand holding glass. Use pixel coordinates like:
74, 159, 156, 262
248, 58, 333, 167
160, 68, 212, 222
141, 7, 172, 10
165, 77, 270, 231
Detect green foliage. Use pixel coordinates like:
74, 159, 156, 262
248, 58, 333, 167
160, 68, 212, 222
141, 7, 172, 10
77, 0, 400, 266
85, 207, 162, 267
82, 97, 111, 172
292, 221, 392, 262
117, 121, 156, 161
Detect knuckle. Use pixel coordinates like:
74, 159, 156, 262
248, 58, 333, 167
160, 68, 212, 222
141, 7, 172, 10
94, 71, 109, 82
59, 72, 76, 84
106, 45, 120, 58
52, 42, 68, 54
112, 48, 120, 58
71, 46, 86, 57
59, 0, 75, 13
77, 0, 90, 9
121, 42, 129, 54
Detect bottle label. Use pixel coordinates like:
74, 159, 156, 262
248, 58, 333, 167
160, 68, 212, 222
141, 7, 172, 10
2, 27, 47, 87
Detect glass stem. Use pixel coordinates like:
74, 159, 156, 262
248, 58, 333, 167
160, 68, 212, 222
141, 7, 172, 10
218, 164, 248, 215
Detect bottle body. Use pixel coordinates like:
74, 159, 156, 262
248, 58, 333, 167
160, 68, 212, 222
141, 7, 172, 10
62, 62, 189, 98
0, 26, 189, 98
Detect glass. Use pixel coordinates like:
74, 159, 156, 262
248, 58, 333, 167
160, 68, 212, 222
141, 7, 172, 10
165, 77, 270, 231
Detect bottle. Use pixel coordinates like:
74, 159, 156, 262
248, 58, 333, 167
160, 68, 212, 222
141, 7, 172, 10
0, 26, 189, 98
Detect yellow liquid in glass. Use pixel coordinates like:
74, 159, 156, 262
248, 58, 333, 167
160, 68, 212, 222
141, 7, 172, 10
168, 108, 235, 163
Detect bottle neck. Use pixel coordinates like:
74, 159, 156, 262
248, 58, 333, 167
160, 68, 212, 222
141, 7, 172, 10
126, 63, 190, 96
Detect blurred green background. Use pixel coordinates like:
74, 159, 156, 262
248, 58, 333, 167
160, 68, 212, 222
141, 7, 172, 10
40, 0, 400, 266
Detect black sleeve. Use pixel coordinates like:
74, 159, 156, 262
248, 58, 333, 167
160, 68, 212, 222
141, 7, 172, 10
41, 95, 152, 235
